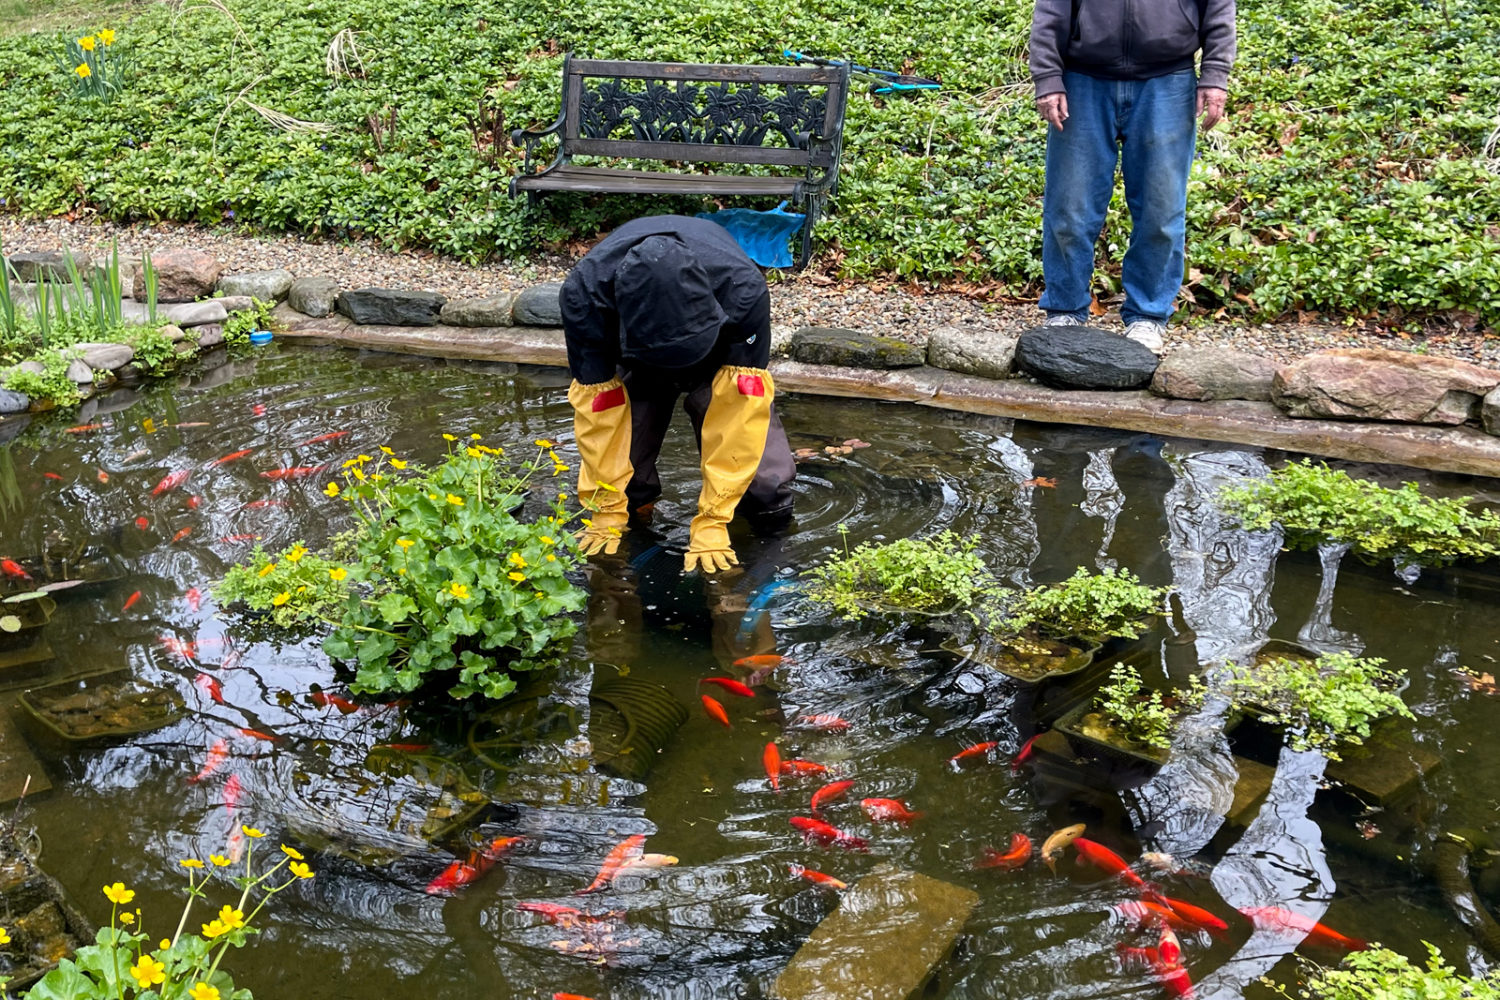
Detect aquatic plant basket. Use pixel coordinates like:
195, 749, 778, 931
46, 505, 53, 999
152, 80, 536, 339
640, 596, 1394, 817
1224, 637, 1318, 765
938, 629, 1101, 687
1053, 700, 1170, 774
0, 594, 55, 652
0, 821, 96, 990
589, 677, 689, 783
0, 554, 125, 600
16, 672, 185, 752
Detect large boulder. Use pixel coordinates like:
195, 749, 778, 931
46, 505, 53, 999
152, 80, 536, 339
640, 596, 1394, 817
6, 251, 94, 283
441, 292, 517, 328
789, 327, 926, 369
0, 388, 29, 414
193, 324, 225, 348
288, 276, 340, 317
1151, 346, 1277, 401
512, 282, 564, 326
1272, 348, 1500, 424
74, 343, 135, 371
335, 288, 446, 326
162, 300, 228, 328
133, 249, 222, 303
926, 324, 1017, 379
1014, 326, 1158, 389
216, 269, 293, 302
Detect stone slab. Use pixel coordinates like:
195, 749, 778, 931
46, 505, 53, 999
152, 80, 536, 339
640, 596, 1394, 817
441, 292, 518, 328
216, 268, 292, 302
771, 864, 977, 1000
288, 276, 340, 317
789, 327, 926, 369
0, 710, 52, 806
1324, 723, 1442, 810
1227, 756, 1276, 828
274, 306, 568, 366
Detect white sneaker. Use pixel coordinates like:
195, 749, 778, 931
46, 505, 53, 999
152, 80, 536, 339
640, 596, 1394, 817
1124, 320, 1166, 354
1044, 313, 1086, 327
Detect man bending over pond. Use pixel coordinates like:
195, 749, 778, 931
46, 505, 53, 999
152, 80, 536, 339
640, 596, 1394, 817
561, 215, 796, 574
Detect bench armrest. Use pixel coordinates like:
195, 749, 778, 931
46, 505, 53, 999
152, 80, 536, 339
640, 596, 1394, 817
511, 113, 567, 177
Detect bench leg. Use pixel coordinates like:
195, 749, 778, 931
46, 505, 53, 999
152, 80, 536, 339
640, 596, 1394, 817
793, 197, 821, 272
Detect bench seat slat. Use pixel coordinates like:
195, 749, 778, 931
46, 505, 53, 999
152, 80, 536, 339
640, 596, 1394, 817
563, 138, 829, 168
568, 59, 845, 85
514, 165, 801, 197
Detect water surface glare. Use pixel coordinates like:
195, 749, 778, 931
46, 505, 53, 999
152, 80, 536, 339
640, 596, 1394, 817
2, 345, 1499, 999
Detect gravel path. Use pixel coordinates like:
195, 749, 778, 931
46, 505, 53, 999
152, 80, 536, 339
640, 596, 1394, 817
5, 216, 1497, 367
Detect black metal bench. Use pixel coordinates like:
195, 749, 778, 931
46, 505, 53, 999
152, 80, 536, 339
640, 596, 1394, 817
510, 56, 852, 270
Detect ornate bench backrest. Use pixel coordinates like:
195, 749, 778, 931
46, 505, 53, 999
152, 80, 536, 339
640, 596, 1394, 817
561, 57, 850, 169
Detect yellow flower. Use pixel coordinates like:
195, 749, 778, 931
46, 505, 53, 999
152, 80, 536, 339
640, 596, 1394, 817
103, 882, 135, 905
78, 35, 95, 50
0, 928, 9, 945
352, 468, 366, 482
508, 552, 527, 568
324, 482, 340, 497
597, 482, 619, 493
180, 858, 204, 869
558, 492, 568, 501
190, 983, 221, 1000
546, 554, 556, 562
357, 454, 371, 463
380, 446, 393, 455
130, 955, 166, 988
217, 905, 245, 930
119, 912, 135, 925
389, 459, 407, 470
209, 854, 231, 867
508, 571, 526, 583
535, 438, 554, 448
289, 861, 314, 879
271, 592, 290, 607
201, 919, 228, 940
443, 434, 457, 442
446, 493, 464, 506
257, 562, 277, 578
448, 582, 470, 601
341, 458, 361, 469
427, 493, 438, 501
540, 536, 555, 546
466, 447, 482, 459
98, 28, 115, 45
553, 463, 570, 475
241, 825, 265, 839
160, 939, 171, 951
396, 538, 413, 550
142, 417, 156, 433
329, 567, 347, 581
75, 63, 91, 78
285, 544, 307, 563
470, 433, 482, 440
534, 591, 545, 600
280, 844, 303, 860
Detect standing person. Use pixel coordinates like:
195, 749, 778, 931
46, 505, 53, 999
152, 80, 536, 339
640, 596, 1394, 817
1029, 0, 1236, 352
560, 215, 795, 574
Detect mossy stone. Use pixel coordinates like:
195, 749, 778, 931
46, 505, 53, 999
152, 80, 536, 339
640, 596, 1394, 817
789, 327, 926, 369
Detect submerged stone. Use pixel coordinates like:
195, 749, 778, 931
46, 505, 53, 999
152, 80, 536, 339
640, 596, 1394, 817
1014, 326, 1158, 390
1324, 722, 1442, 811
772, 864, 978, 1000
789, 327, 925, 369
0, 388, 30, 414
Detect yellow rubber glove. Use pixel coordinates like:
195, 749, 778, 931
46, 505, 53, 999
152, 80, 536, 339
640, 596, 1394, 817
686, 366, 774, 573
568, 377, 633, 556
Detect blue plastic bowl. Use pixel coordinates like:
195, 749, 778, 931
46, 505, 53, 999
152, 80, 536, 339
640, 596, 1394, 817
248, 330, 273, 346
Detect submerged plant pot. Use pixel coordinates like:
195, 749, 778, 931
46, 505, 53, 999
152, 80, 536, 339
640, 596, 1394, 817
939, 629, 1101, 686
17, 672, 185, 752
0, 822, 95, 990
0, 594, 56, 652
0, 554, 125, 599
1224, 638, 1320, 765
1053, 700, 1171, 773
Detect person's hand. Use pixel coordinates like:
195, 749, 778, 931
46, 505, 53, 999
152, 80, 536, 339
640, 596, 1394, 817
1196, 88, 1227, 132
575, 512, 627, 556
684, 543, 738, 575
1037, 92, 1069, 131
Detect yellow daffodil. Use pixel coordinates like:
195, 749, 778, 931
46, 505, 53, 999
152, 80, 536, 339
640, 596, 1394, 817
131, 955, 166, 988
448, 582, 470, 601
189, 983, 221, 1000
465, 446, 482, 459
324, 482, 340, 497
389, 459, 407, 470
119, 912, 135, 925
396, 538, 413, 550
78, 35, 95, 50
241, 825, 265, 839
75, 63, 91, 78
0, 928, 10, 946
180, 858, 204, 869
535, 438, 554, 448
280, 844, 303, 860
446, 493, 465, 506
217, 905, 245, 930
508, 552, 527, 568
442, 434, 457, 442
209, 854, 231, 867
329, 567, 347, 581
99, 28, 115, 44
289, 861, 314, 879
286, 544, 307, 563
508, 571, 526, 583
103, 882, 135, 905
257, 562, 277, 578
271, 592, 290, 607
201, 919, 228, 940
380, 446, 394, 455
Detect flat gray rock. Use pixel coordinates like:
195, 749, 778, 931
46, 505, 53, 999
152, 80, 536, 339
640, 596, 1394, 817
512, 282, 563, 326
14, 361, 45, 376
216, 295, 255, 314
1152, 346, 1276, 401
133, 248, 222, 303
1014, 326, 1158, 389
65, 359, 94, 384
441, 292, 517, 328
6, 250, 93, 282
76, 342, 135, 371
0, 388, 29, 414
216, 268, 293, 302
162, 300, 228, 328
1485, 386, 1500, 437
1273, 348, 1500, 424
157, 324, 187, 343
193, 324, 225, 348
336, 287, 445, 326
288, 276, 340, 317
926, 324, 1017, 379
790, 327, 926, 369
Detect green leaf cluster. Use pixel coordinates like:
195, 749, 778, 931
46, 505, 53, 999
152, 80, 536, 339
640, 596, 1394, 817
1216, 459, 1500, 565
1275, 944, 1500, 1000
219, 298, 279, 347
57, 28, 134, 103
1002, 567, 1168, 641
1093, 664, 1180, 750
804, 529, 999, 621
213, 541, 350, 630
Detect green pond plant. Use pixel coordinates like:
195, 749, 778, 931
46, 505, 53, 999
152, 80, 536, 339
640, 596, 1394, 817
1216, 460, 1500, 566
1274, 943, 1500, 1000
803, 528, 1000, 621
1076, 664, 1184, 753
213, 541, 351, 631
1001, 567, 1168, 642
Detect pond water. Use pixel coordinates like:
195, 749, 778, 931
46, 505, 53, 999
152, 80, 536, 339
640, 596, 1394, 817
2, 344, 1500, 1000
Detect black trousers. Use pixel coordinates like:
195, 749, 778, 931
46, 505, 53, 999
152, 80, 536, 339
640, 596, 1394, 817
621, 369, 796, 520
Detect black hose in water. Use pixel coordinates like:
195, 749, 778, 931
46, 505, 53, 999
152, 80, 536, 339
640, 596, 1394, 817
1433, 831, 1500, 958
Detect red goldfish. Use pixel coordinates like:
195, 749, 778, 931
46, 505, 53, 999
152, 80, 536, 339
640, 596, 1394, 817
780, 759, 829, 778
1011, 734, 1039, 772
207, 449, 254, 468
195, 672, 225, 705
733, 653, 784, 669
310, 690, 360, 713
238, 728, 279, 743
299, 431, 350, 446
376, 743, 433, 752
188, 739, 229, 784
97, 469, 110, 484
1, 558, 32, 580
185, 587, 203, 612
1158, 963, 1194, 999
160, 636, 198, 661
223, 773, 242, 812
1117, 944, 1162, 970
554, 994, 597, 1000
763, 742, 782, 792
700, 694, 730, 727
426, 860, 479, 896
135, 517, 150, 530
123, 591, 143, 612
171, 527, 193, 544
42, 472, 62, 481
788, 863, 847, 889
789, 816, 868, 851
701, 677, 755, 698
186, 495, 202, 510
260, 465, 327, 481
1148, 893, 1229, 935
577, 833, 646, 894
861, 798, 922, 824
949, 741, 998, 764
811, 780, 855, 816
1238, 907, 1367, 951
977, 833, 1032, 870
517, 902, 585, 926
798, 714, 851, 732
1073, 837, 1145, 887
217, 534, 258, 544
1159, 923, 1184, 966
153, 469, 190, 495
1117, 900, 1195, 933
64, 423, 103, 434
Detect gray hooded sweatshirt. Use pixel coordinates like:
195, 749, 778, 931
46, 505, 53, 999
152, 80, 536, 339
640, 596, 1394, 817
1030, 0, 1236, 96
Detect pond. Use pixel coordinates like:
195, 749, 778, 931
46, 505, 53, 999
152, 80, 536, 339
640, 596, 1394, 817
2, 343, 1499, 1000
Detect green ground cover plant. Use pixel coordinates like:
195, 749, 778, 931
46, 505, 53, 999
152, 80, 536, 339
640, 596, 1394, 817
213, 540, 350, 630
804, 528, 999, 620
1216, 459, 1500, 565
1276, 944, 1500, 1000
0, 0, 1496, 322
1001, 567, 1168, 641
1090, 664, 1180, 750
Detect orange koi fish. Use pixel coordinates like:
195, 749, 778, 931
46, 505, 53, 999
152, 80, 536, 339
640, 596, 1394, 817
789, 816, 868, 852
1074, 837, 1145, 888
1147, 893, 1230, 936
299, 431, 350, 446
171, 526, 193, 544
861, 798, 923, 824
223, 773, 242, 812
1011, 733, 1040, 772
260, 465, 327, 481
185, 587, 203, 612
159, 635, 199, 661
238, 728, 279, 743
788, 863, 847, 889
798, 714, 851, 732
763, 742, 782, 792
153, 469, 190, 495
188, 738, 229, 784
810, 780, 855, 816
241, 499, 286, 509
186, 495, 202, 510
207, 449, 254, 468
310, 690, 360, 713
977, 832, 1032, 870
1, 559, 32, 580
949, 741, 998, 764
517, 902, 620, 928
1116, 900, 1195, 933
1238, 907, 1368, 951
195, 672, 225, 705
122, 590, 141, 612
42, 472, 63, 481
779, 759, 829, 778
576, 833, 646, 895
97, 469, 110, 484
733, 653, 784, 669
425, 859, 479, 896
64, 423, 103, 434
376, 743, 432, 752
1117, 943, 1162, 970
135, 517, 150, 529
700, 694, 730, 727
553, 994, 597, 1000
1159, 923, 1184, 966
700, 677, 755, 698
251, 404, 266, 416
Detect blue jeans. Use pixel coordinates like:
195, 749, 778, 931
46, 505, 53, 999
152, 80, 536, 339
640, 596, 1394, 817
1040, 69, 1198, 325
